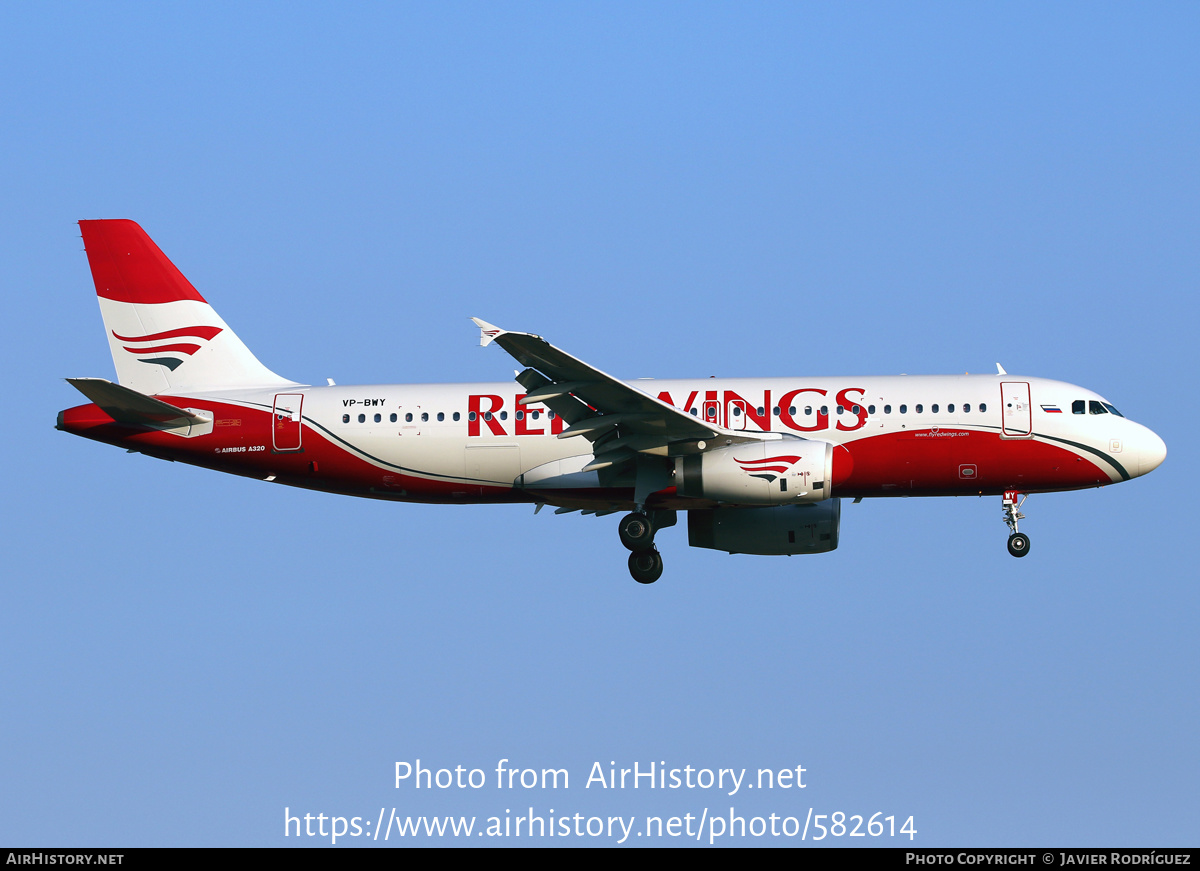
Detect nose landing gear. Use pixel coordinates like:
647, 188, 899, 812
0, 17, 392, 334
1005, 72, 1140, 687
1003, 490, 1030, 558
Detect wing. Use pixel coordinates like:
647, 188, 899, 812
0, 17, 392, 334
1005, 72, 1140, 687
471, 318, 776, 473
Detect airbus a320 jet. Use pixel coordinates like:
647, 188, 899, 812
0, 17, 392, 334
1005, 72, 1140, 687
58, 220, 1167, 583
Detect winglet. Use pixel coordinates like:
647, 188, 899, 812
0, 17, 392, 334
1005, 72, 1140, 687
996, 363, 1007, 375
471, 317, 506, 347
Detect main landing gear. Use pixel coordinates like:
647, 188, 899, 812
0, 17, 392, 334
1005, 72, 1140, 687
628, 548, 664, 584
620, 511, 663, 584
618, 512, 655, 550
1003, 490, 1030, 558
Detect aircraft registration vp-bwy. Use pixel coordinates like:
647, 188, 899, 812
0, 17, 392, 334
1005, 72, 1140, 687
59, 220, 1167, 583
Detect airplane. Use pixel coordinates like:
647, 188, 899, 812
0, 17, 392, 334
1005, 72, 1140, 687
58, 220, 1167, 583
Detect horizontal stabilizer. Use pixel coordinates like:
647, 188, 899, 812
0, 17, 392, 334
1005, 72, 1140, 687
66, 378, 211, 427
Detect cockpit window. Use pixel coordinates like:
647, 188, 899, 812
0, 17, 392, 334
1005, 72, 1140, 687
1089, 401, 1107, 415
1072, 400, 1085, 414
1102, 402, 1124, 418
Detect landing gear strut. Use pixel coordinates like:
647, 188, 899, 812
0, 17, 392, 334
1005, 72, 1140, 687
1003, 490, 1030, 558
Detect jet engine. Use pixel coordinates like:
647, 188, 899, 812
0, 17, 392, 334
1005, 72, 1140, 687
687, 501, 842, 555
675, 438, 852, 505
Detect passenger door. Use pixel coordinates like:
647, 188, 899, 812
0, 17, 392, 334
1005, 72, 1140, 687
1000, 382, 1032, 437
272, 394, 304, 452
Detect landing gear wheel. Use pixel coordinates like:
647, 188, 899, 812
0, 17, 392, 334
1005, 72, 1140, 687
1002, 491, 1030, 558
628, 548, 663, 584
618, 512, 655, 551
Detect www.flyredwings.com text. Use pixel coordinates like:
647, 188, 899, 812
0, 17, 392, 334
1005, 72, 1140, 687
282, 759, 917, 844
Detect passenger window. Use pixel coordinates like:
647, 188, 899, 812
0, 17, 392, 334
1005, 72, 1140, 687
405, 412, 413, 422
963, 404, 971, 413
468, 412, 476, 421
1089, 401, 1106, 415
531, 410, 540, 419
484, 411, 492, 421
422, 412, 429, 422
757, 407, 765, 416
516, 411, 524, 420
1072, 400, 1086, 414
867, 405, 874, 414
690, 409, 698, 416
979, 403, 987, 412
390, 413, 397, 423
357, 414, 365, 423
733, 406, 742, 416
374, 413, 381, 423
772, 406, 780, 416
915, 404, 923, 413
947, 404, 954, 413
454, 412, 461, 421
884, 405, 891, 414
899, 405, 907, 414
437, 412, 445, 421
342, 414, 350, 423
820, 406, 828, 415
931, 404, 939, 413
790, 406, 797, 415
836, 405, 844, 415
499, 411, 507, 421
548, 411, 556, 419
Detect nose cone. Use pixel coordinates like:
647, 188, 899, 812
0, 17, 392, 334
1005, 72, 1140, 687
1135, 427, 1167, 477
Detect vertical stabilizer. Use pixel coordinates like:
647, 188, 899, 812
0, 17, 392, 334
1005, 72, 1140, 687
79, 219, 298, 394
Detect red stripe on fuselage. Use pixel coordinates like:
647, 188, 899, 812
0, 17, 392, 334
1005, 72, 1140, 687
57, 401, 1115, 506
835, 428, 1111, 496
57, 399, 527, 504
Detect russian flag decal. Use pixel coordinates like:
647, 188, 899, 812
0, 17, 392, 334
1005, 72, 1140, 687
1040, 404, 1062, 413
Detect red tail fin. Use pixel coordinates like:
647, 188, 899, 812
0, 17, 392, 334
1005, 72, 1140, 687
78, 219, 296, 394
80, 219, 207, 305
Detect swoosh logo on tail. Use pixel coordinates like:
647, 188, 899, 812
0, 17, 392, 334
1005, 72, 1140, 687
114, 325, 223, 370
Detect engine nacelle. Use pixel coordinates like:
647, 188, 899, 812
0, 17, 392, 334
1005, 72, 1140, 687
688, 501, 842, 555
675, 438, 852, 505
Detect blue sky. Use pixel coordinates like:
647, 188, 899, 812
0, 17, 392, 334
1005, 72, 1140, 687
2, 2, 1196, 846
